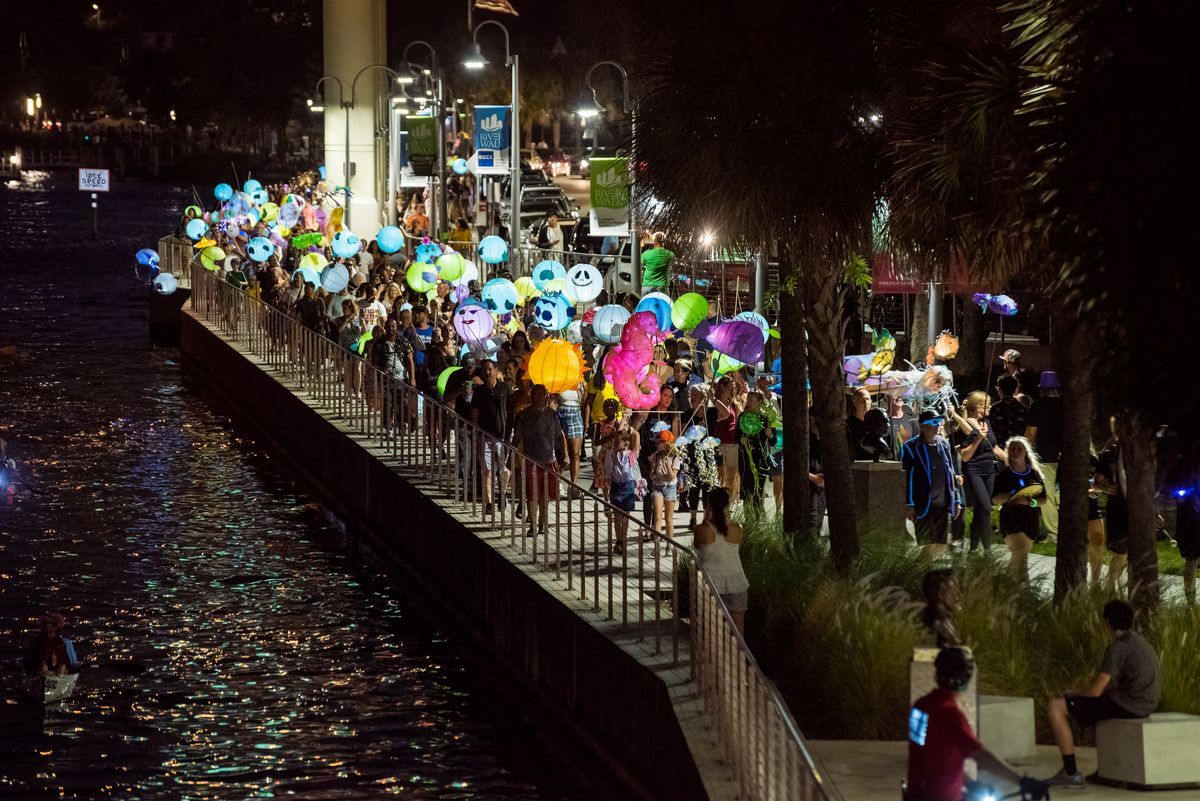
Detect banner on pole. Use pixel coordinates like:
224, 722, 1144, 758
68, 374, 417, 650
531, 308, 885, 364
589, 157, 630, 227
407, 115, 438, 176
473, 105, 512, 176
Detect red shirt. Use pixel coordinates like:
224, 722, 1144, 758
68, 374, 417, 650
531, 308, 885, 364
906, 689, 982, 801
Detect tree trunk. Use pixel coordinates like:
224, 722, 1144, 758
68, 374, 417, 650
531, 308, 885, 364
957, 296, 984, 390
910, 293, 929, 365
780, 270, 811, 540
805, 269, 859, 571
1117, 415, 1160, 612
1053, 322, 1093, 599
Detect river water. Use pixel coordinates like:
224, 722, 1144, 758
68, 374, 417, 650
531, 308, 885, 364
0, 173, 608, 800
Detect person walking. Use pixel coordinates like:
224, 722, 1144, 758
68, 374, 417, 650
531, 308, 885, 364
557, 379, 586, 492
989, 374, 1028, 446
901, 410, 961, 556
948, 391, 1007, 551
1025, 371, 1065, 537
648, 430, 683, 541
512, 384, 568, 538
711, 376, 741, 500
693, 488, 750, 636
992, 436, 1046, 579
470, 360, 512, 517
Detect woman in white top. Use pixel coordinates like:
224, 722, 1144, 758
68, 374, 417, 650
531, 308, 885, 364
693, 487, 750, 635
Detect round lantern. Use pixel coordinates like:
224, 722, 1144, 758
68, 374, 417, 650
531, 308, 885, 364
452, 259, 479, 288
214, 182, 234, 201
532, 260, 566, 291
482, 278, 520, 314
527, 338, 587, 394
299, 252, 328, 272
635, 292, 672, 331
153, 273, 178, 295
671, 293, 709, 331
376, 225, 404, 254
514, 275, 541, 303
564, 263, 603, 305
436, 251, 466, 283
708, 320, 765, 365
407, 261, 438, 293
592, 304, 631, 345
453, 300, 495, 343
478, 235, 508, 265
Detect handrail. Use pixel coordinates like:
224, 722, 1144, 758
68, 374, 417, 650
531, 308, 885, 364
186, 261, 839, 801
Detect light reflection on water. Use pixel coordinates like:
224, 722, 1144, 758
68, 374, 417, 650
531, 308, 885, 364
0, 174, 604, 800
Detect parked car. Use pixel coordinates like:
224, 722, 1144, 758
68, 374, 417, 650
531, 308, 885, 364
573, 147, 613, 178
540, 149, 572, 177
501, 185, 579, 236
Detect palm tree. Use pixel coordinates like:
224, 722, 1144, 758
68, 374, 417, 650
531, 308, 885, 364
630, 0, 885, 568
1009, 0, 1200, 609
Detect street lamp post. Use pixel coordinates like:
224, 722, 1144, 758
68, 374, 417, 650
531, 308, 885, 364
312, 75, 350, 227
402, 42, 449, 239
585, 61, 640, 295
465, 21, 519, 254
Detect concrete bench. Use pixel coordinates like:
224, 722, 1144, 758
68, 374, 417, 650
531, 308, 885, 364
910, 647, 977, 731
1096, 713, 1200, 789
978, 695, 1036, 764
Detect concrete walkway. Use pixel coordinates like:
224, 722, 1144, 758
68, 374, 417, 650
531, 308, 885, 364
811, 740, 1198, 800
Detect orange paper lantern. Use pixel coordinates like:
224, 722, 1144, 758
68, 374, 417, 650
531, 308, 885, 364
527, 339, 588, 394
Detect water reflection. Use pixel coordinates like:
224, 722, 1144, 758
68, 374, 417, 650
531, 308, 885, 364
0, 174, 605, 799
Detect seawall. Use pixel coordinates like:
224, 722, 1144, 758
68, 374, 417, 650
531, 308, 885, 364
179, 309, 714, 801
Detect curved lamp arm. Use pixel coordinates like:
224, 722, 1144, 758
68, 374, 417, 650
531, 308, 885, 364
586, 61, 631, 115
472, 19, 512, 66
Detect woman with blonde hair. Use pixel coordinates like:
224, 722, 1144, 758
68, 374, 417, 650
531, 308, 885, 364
992, 436, 1046, 579
948, 390, 1008, 551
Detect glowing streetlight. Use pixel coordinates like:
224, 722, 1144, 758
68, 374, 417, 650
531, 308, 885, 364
25, 97, 35, 117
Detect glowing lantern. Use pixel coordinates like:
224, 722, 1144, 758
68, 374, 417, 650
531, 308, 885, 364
564, 263, 603, 305
527, 338, 588, 394
671, 292, 709, 331
407, 261, 439, 293
436, 251, 466, 283
478, 235, 508, 265
592, 304, 630, 345
376, 225, 404, 254
635, 292, 672, 331
514, 276, 541, 303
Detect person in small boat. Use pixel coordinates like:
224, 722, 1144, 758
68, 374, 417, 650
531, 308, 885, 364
23, 613, 77, 676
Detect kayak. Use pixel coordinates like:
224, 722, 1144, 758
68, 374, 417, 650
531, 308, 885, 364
23, 672, 78, 705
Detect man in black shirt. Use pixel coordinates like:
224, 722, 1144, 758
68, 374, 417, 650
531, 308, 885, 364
1025, 371, 1064, 536
470, 360, 512, 516
989, 375, 1028, 446
1000, 348, 1039, 403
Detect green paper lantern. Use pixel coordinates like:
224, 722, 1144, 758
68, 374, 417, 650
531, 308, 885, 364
671, 292, 708, 331
436, 251, 466, 283
437, 366, 462, 397
739, 411, 764, 436
407, 261, 437, 293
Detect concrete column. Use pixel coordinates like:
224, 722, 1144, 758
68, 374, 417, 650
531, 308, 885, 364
323, 0, 386, 238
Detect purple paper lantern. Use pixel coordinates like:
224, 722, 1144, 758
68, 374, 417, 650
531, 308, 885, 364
706, 320, 765, 365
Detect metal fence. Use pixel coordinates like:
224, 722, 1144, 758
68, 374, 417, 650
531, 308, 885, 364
187, 263, 838, 801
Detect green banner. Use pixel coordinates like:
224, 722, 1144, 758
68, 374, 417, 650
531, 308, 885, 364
589, 157, 630, 227
407, 115, 438, 176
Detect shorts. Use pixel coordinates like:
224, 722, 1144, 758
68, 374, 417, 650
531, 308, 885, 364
721, 591, 749, 613
610, 480, 636, 512
766, 454, 783, 477
1066, 694, 1143, 727
652, 482, 678, 502
558, 405, 584, 439
719, 443, 739, 467
480, 438, 508, 473
523, 462, 559, 501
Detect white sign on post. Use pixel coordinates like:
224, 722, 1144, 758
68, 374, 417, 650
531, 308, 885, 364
78, 168, 110, 192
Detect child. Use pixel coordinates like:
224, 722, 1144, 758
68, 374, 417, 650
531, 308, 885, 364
649, 430, 684, 540
594, 398, 633, 501
606, 430, 641, 555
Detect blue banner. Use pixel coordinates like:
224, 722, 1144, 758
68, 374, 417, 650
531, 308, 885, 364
473, 105, 512, 151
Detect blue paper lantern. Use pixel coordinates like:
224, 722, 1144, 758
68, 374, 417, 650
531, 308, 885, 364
477, 235, 509, 265
635, 292, 672, 332
320, 264, 350, 293
452, 158, 469, 175
292, 266, 320, 286
214, 182, 234, 201
376, 225, 404, 254
533, 292, 575, 330
735, 311, 771, 342
415, 241, 443, 264
249, 187, 269, 206
153, 273, 178, 295
532, 259, 566, 291
243, 178, 263, 194
331, 230, 361, 259
135, 248, 160, 268
246, 236, 274, 263
185, 218, 208, 241
482, 278, 520, 315
592, 304, 630, 345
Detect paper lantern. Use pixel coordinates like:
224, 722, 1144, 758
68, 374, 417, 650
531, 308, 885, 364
415, 241, 442, 264
214, 182, 233, 201
739, 411, 764, 436
249, 187, 269, 207
135, 248, 160, 269
478, 235, 508, 265
735, 311, 771, 342
451, 158, 469, 175
714, 352, 745, 376
185, 218, 208, 241
528, 339, 587, 394
707, 320, 765, 364
153, 273, 178, 295
592, 304, 630, 345
320, 264, 350, 293
452, 259, 478, 288
243, 178, 263, 194
376, 225, 404, 254
564, 263, 603, 305
453, 300, 495, 343
407, 261, 438, 293
331, 230, 361, 259
514, 276, 541, 303
671, 293, 708, 331
482, 278, 519, 314
246, 237, 274, 263
278, 202, 301, 228
292, 266, 320, 286
635, 292, 672, 331
353, 330, 373, 355
532, 259, 567, 292
437, 366, 462, 397
259, 202, 279, 222
199, 246, 226, 272
299, 252, 328, 272
532, 292, 575, 330
602, 311, 666, 410
436, 251, 466, 283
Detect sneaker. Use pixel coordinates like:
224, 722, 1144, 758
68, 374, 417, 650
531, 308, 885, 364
484, 503, 494, 517
1044, 769, 1086, 789
525, 527, 536, 538
515, 502, 525, 519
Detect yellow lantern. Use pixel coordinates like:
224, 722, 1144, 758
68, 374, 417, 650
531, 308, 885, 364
514, 275, 541, 303
527, 339, 587, 394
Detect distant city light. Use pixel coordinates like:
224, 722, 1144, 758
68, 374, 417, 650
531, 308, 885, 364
25, 97, 35, 116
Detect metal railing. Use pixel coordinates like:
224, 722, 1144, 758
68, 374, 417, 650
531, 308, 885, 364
186, 262, 838, 801
158, 235, 195, 288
